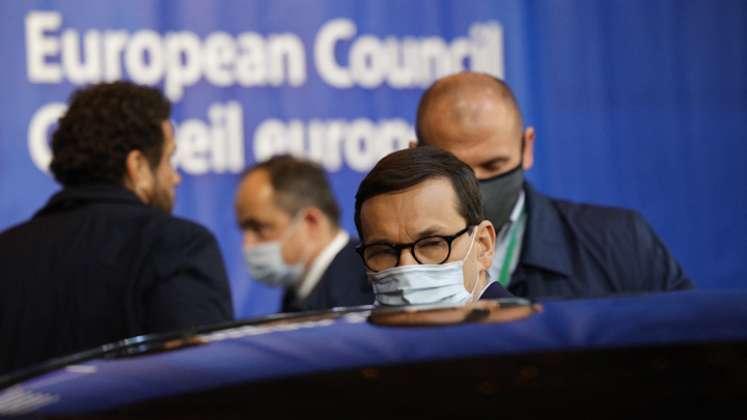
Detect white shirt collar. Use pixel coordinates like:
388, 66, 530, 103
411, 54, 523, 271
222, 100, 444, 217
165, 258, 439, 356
488, 190, 527, 284
496, 190, 526, 240
295, 230, 350, 300
509, 190, 526, 224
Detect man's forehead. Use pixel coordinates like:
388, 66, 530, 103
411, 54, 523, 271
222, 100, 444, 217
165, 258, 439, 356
427, 104, 519, 152
236, 170, 275, 209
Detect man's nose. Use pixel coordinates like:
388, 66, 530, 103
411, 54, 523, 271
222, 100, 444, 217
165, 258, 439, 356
243, 231, 260, 248
398, 247, 419, 266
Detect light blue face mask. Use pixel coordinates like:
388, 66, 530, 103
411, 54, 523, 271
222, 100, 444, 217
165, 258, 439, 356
368, 230, 480, 306
242, 213, 307, 288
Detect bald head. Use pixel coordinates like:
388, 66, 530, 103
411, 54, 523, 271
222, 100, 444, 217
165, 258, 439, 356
414, 72, 534, 180
416, 72, 523, 146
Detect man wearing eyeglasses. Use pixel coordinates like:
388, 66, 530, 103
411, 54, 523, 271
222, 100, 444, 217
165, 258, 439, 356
354, 146, 512, 306
415, 71, 693, 298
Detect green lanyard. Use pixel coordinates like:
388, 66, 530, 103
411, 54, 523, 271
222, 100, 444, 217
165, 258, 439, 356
497, 211, 524, 287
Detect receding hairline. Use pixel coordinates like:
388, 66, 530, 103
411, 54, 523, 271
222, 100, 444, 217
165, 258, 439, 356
238, 157, 341, 225
235, 167, 273, 204
237, 165, 295, 208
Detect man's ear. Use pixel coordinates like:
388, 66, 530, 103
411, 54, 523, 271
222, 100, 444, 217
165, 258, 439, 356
300, 207, 328, 236
124, 149, 153, 203
475, 220, 496, 271
408, 139, 417, 149
522, 126, 536, 171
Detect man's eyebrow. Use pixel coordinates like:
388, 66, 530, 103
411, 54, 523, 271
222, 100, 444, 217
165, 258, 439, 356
237, 218, 266, 230
363, 225, 449, 247
237, 219, 254, 230
415, 226, 450, 238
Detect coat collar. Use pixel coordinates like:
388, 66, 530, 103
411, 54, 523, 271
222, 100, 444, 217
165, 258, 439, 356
519, 182, 572, 277
33, 185, 144, 219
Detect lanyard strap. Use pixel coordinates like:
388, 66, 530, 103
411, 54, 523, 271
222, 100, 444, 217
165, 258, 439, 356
497, 210, 524, 287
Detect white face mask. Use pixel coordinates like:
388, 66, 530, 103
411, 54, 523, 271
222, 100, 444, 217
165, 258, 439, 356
242, 214, 306, 288
368, 229, 481, 306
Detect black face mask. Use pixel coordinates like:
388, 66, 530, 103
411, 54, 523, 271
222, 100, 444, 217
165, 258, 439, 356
478, 163, 524, 230
478, 136, 525, 230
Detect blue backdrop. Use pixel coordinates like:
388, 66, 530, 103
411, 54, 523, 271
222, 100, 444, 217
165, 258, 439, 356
0, 0, 744, 318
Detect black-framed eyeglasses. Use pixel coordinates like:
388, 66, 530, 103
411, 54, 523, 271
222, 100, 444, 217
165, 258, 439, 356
356, 226, 474, 272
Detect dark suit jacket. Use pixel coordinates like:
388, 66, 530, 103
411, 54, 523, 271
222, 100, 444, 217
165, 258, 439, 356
0, 186, 234, 374
506, 183, 693, 299
480, 282, 514, 299
282, 239, 374, 312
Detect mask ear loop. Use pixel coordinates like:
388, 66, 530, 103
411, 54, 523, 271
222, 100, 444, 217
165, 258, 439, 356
462, 227, 483, 302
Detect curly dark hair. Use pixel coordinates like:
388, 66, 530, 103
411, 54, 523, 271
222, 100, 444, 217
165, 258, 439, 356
50, 81, 171, 187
